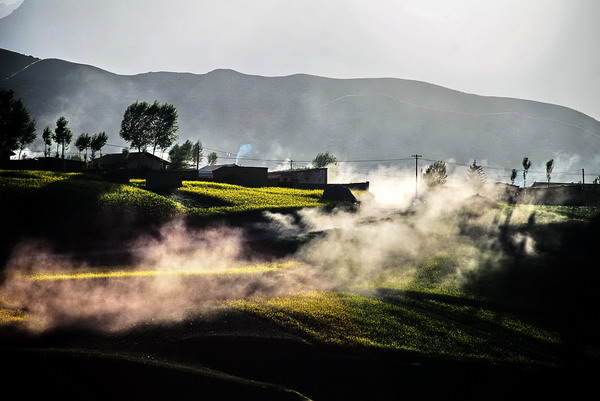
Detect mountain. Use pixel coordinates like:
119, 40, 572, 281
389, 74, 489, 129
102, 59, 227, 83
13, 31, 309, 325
2, 48, 600, 179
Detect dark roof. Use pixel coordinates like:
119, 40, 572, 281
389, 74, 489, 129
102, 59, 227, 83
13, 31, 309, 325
93, 151, 170, 166
268, 167, 327, 175
198, 163, 238, 172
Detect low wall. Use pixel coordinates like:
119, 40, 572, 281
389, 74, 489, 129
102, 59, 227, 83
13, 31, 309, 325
517, 185, 600, 206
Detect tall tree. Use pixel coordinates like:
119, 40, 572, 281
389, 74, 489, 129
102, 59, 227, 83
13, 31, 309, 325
90, 131, 108, 161
168, 140, 193, 169
423, 160, 447, 188
192, 140, 203, 170
510, 169, 518, 186
467, 159, 486, 189
0, 89, 36, 158
207, 151, 218, 165
312, 151, 337, 168
75, 133, 92, 163
546, 159, 554, 186
522, 157, 532, 187
149, 101, 179, 155
119, 101, 152, 153
16, 123, 37, 159
54, 116, 72, 162
42, 126, 53, 157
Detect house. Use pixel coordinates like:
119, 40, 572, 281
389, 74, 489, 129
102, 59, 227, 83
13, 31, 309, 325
92, 152, 170, 172
198, 164, 268, 187
268, 167, 328, 188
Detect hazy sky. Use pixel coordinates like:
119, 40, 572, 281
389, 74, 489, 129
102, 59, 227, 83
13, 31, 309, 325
1, 0, 599, 119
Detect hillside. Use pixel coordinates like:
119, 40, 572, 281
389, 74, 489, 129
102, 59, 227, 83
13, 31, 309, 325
2, 48, 600, 177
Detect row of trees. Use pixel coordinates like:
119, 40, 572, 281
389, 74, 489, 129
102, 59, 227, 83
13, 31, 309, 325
0, 89, 109, 163
423, 157, 557, 189
40, 117, 108, 164
516, 157, 554, 187
167, 140, 217, 170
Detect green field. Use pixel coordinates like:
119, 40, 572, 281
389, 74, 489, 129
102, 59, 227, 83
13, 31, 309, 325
1, 170, 330, 221
1, 169, 599, 399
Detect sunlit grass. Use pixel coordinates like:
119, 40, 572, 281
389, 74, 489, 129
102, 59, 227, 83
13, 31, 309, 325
177, 181, 326, 215
230, 290, 543, 363
229, 291, 374, 347
17, 261, 298, 281
501, 204, 600, 224
1, 170, 183, 221
0, 308, 30, 324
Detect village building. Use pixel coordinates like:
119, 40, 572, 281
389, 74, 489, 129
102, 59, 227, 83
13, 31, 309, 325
91, 151, 170, 172
198, 164, 268, 187
267, 167, 328, 188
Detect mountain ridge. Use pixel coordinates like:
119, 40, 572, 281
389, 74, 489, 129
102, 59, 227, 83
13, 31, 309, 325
2, 48, 600, 180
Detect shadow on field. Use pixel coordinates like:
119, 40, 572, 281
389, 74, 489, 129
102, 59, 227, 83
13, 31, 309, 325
3, 308, 596, 401
1, 175, 175, 272
459, 210, 600, 364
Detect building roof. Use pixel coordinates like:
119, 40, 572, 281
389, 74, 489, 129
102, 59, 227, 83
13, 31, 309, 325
198, 163, 238, 172
93, 151, 170, 166
268, 167, 327, 175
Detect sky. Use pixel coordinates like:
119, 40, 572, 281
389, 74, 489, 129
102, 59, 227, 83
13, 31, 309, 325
0, 0, 599, 120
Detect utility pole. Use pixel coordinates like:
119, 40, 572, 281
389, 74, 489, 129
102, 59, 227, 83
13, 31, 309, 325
290, 160, 294, 170
412, 154, 422, 199
582, 168, 585, 184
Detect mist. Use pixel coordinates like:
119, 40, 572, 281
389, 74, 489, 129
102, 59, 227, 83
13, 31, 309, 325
0, 164, 540, 333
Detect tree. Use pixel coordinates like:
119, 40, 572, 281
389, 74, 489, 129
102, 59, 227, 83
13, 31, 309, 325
90, 131, 108, 161
312, 151, 337, 168
510, 169, 518, 185
75, 133, 92, 163
546, 159, 554, 186
120, 100, 179, 155
207, 151, 218, 165
467, 159, 486, 189
168, 140, 193, 170
148, 101, 179, 155
522, 157, 532, 187
192, 140, 203, 170
42, 126, 53, 157
0, 89, 36, 158
16, 123, 37, 159
423, 160, 447, 188
119, 101, 152, 153
54, 116, 72, 162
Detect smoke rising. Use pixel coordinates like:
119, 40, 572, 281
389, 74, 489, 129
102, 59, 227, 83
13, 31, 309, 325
235, 144, 252, 165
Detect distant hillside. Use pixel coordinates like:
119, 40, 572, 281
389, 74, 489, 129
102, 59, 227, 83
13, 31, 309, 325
2, 48, 600, 179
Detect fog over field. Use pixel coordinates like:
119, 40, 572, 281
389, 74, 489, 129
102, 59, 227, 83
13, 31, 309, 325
1, 177, 523, 333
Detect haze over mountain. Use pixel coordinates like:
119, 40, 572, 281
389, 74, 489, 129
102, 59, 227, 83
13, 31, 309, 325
1, 0, 599, 122
2, 48, 600, 183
